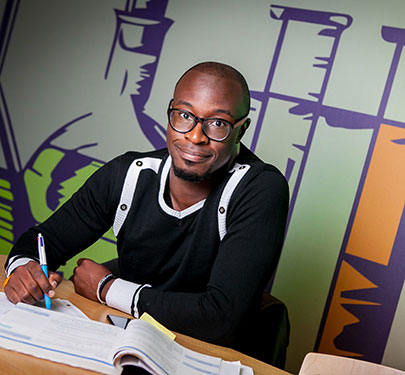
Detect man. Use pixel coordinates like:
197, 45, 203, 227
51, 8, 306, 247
4, 62, 289, 350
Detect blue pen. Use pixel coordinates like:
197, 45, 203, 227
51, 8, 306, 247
37, 233, 51, 310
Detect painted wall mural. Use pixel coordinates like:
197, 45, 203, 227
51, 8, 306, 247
0, 0, 403, 373
249, 4, 405, 366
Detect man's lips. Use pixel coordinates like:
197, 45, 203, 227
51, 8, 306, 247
176, 145, 211, 163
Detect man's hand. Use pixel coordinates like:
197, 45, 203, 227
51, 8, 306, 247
4, 261, 62, 305
72, 258, 111, 302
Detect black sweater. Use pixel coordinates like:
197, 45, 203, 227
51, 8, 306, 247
6, 145, 289, 348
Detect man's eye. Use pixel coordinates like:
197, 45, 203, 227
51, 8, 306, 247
212, 120, 226, 127
180, 112, 190, 120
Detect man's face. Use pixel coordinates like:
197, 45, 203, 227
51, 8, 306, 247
166, 70, 247, 182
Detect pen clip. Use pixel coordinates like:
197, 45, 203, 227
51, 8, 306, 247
37, 233, 47, 265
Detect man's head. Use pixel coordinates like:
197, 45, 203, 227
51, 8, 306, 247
166, 62, 251, 183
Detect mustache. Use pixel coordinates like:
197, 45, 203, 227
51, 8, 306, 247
176, 145, 211, 157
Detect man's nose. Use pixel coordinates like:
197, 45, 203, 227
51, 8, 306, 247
184, 122, 209, 144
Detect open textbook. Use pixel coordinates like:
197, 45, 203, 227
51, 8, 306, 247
0, 303, 253, 375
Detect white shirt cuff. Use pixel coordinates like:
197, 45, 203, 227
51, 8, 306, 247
105, 278, 151, 318
5, 257, 36, 276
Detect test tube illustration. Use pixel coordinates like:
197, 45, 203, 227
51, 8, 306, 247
106, 0, 173, 149
316, 25, 405, 363
248, 5, 352, 227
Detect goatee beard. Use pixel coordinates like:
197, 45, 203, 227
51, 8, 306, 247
172, 161, 212, 183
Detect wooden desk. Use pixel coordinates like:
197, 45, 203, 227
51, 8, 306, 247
1, 254, 290, 375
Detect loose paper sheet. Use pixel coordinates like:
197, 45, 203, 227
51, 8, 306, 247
0, 292, 88, 319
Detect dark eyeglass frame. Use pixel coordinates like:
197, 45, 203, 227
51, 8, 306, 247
167, 99, 249, 142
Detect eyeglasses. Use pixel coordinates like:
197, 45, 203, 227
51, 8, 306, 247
167, 99, 249, 142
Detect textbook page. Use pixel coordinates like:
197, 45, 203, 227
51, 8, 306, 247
0, 303, 122, 374
114, 319, 253, 375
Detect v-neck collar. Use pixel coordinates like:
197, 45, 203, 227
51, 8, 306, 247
158, 155, 206, 219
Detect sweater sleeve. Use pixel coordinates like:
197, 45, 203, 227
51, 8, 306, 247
137, 169, 289, 346
5, 155, 127, 271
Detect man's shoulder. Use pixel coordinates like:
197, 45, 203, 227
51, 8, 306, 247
118, 148, 168, 162
108, 148, 168, 168
97, 149, 168, 183
237, 144, 285, 178
228, 145, 289, 213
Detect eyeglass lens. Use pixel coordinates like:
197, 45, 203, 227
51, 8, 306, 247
169, 110, 231, 141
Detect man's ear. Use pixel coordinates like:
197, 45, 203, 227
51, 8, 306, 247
236, 119, 251, 143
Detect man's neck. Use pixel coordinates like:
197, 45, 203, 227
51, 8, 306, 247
167, 148, 241, 211
168, 168, 214, 211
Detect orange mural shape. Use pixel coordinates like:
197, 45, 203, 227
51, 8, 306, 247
346, 124, 405, 266
318, 123, 405, 357
318, 260, 380, 357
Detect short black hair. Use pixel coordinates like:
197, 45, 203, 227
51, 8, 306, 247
176, 61, 251, 114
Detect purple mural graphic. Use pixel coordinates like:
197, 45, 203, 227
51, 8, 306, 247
0, 0, 172, 251
105, 0, 173, 149
247, 4, 404, 364
0, 0, 33, 246
314, 26, 405, 363
249, 6, 353, 226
